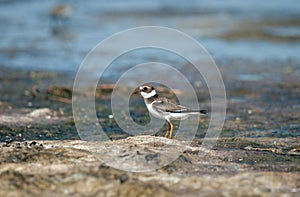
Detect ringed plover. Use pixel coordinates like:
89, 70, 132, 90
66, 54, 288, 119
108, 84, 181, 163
139, 84, 207, 139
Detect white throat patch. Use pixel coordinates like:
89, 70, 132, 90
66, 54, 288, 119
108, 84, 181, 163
141, 90, 157, 99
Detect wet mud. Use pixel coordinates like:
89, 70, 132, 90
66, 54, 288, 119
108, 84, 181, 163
0, 65, 299, 196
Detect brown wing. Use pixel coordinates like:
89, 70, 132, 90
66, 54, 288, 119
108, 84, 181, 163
151, 98, 189, 113
152, 98, 208, 114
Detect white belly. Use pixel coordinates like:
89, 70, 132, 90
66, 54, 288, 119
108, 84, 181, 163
146, 103, 165, 119
146, 103, 191, 120
167, 113, 190, 120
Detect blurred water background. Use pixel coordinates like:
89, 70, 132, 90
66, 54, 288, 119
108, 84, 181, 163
0, 0, 300, 78
1, 0, 300, 141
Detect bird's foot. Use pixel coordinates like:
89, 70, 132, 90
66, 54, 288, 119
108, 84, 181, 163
165, 130, 169, 138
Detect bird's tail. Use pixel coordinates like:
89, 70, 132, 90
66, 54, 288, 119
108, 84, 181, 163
185, 109, 208, 114
199, 109, 208, 114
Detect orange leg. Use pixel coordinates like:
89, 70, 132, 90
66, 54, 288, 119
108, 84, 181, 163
165, 128, 169, 138
166, 121, 174, 139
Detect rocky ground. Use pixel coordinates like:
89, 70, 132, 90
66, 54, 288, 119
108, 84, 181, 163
0, 66, 299, 196
0, 136, 299, 197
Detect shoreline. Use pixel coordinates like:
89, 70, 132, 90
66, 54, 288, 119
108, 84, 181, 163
0, 65, 299, 196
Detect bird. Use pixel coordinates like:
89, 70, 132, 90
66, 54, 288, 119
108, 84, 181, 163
51, 4, 73, 21
139, 84, 208, 139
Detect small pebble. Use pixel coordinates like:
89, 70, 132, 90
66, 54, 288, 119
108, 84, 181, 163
194, 81, 202, 88
24, 90, 30, 96
46, 115, 52, 119
29, 108, 53, 117
119, 174, 129, 184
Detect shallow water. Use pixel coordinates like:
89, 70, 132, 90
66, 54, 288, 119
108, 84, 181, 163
0, 0, 300, 78
1, 1, 300, 141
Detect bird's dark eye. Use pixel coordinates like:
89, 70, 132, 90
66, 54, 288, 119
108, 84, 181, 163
143, 87, 148, 91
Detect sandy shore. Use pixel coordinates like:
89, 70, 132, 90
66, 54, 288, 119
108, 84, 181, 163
0, 66, 299, 196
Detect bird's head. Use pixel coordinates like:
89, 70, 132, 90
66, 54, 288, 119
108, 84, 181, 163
139, 84, 157, 98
